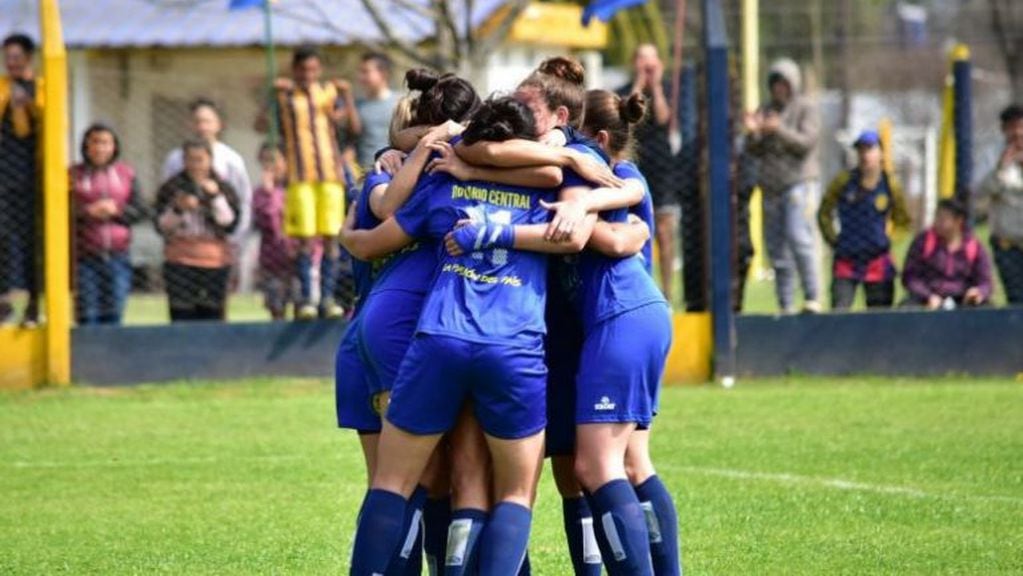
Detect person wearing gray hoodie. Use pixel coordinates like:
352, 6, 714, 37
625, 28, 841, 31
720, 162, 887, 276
745, 58, 822, 313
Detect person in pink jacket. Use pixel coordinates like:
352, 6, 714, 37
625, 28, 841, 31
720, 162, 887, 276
252, 142, 296, 320
70, 123, 149, 325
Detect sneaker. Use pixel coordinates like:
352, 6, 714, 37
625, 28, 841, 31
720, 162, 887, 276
802, 300, 822, 314
0, 300, 13, 325
320, 299, 345, 320
296, 303, 318, 321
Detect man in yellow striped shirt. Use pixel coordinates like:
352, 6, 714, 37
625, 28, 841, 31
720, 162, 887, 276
274, 45, 358, 319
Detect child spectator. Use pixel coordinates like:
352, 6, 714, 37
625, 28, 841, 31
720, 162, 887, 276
977, 104, 1023, 305
71, 123, 148, 325
252, 143, 295, 320
902, 199, 993, 309
819, 130, 910, 309
155, 139, 240, 322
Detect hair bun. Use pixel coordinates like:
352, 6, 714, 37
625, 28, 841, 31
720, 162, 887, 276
537, 57, 585, 86
619, 92, 647, 124
405, 68, 441, 92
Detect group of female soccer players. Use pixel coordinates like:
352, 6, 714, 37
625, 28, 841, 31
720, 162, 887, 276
335, 56, 680, 576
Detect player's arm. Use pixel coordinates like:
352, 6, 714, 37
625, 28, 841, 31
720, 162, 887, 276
587, 216, 650, 258
455, 140, 623, 189
539, 177, 646, 242
390, 120, 465, 153
818, 172, 845, 246
425, 141, 563, 188
339, 202, 414, 261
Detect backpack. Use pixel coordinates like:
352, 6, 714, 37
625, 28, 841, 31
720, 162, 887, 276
922, 229, 979, 265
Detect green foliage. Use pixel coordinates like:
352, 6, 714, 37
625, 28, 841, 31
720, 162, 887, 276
1, 376, 1021, 574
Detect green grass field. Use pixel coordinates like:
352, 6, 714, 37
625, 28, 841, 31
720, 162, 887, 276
2, 377, 1021, 574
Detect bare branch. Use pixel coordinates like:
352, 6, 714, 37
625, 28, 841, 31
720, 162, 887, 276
358, 0, 440, 68
464, 0, 476, 54
390, 0, 435, 20
435, 0, 464, 66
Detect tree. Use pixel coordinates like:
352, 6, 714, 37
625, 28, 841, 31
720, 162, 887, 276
988, 0, 1023, 101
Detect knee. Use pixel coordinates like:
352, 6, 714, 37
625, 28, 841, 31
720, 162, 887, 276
573, 452, 615, 492
552, 456, 583, 497
624, 453, 655, 486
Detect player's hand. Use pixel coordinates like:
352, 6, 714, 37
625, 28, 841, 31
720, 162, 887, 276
273, 77, 294, 92
568, 151, 624, 189
444, 219, 477, 256
540, 129, 568, 148
626, 213, 644, 225
964, 287, 984, 306
375, 149, 407, 175
423, 120, 464, 145
426, 141, 475, 181
926, 294, 943, 310
540, 197, 588, 242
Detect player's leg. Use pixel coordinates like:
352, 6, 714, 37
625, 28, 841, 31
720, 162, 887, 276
654, 205, 681, 305
864, 279, 895, 309
446, 406, 491, 576
422, 449, 453, 576
317, 182, 346, 319
763, 192, 796, 313
552, 455, 602, 575
831, 277, 858, 310
351, 335, 470, 575
626, 430, 681, 576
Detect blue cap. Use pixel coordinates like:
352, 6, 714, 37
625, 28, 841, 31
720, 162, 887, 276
854, 130, 880, 148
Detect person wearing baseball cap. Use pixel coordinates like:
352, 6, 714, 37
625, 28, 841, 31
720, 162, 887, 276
818, 129, 911, 310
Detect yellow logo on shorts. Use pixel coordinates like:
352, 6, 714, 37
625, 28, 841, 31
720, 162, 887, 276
874, 194, 889, 212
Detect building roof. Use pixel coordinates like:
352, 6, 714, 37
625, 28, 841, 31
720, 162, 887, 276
0, 0, 505, 48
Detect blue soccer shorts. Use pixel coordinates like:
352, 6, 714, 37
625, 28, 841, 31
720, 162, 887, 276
575, 303, 672, 428
357, 290, 426, 394
335, 317, 384, 433
387, 333, 548, 440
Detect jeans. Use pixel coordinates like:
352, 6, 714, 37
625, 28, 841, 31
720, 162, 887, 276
76, 253, 132, 325
763, 181, 822, 312
991, 238, 1023, 305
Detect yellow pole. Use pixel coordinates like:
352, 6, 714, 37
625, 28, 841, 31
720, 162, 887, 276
40, 0, 71, 385
878, 117, 894, 174
741, 0, 765, 279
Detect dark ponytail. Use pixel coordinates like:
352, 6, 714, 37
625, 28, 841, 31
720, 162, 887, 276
461, 97, 538, 145
583, 89, 646, 157
406, 69, 481, 126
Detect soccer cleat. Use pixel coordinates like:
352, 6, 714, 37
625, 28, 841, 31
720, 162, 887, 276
296, 303, 318, 321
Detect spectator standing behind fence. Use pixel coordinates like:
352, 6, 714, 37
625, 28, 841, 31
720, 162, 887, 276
977, 105, 1023, 306
351, 52, 396, 172
155, 139, 240, 322
71, 124, 149, 325
162, 98, 253, 287
252, 143, 295, 321
0, 33, 42, 326
819, 130, 910, 310
902, 199, 992, 309
616, 44, 680, 304
273, 46, 354, 320
745, 58, 822, 314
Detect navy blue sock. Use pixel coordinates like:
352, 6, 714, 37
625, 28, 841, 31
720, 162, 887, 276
350, 489, 408, 576
517, 551, 531, 575
320, 254, 339, 305
423, 496, 451, 575
296, 252, 312, 302
387, 486, 427, 576
563, 497, 602, 575
635, 476, 681, 576
478, 502, 532, 576
588, 479, 654, 576
445, 508, 487, 576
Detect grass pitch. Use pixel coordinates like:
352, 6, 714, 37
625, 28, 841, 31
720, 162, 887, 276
1, 377, 1021, 574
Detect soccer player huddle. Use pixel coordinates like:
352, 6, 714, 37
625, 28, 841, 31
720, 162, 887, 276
336, 56, 680, 576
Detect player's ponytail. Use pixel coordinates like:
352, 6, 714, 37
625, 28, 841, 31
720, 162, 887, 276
518, 56, 587, 129
583, 89, 645, 158
461, 97, 537, 145
410, 72, 481, 127
537, 56, 586, 87
405, 68, 440, 92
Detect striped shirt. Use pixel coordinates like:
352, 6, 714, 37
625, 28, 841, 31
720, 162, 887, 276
277, 82, 341, 184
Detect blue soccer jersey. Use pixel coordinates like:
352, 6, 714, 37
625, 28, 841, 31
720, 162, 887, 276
351, 171, 393, 310
394, 174, 558, 348
618, 161, 656, 276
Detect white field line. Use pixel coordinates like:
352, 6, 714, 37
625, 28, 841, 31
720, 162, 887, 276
676, 465, 1023, 505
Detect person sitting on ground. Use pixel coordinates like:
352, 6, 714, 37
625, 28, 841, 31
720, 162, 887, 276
819, 130, 910, 310
902, 199, 993, 309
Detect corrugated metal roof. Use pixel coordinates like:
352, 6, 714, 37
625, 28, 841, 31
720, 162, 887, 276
0, 0, 505, 48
